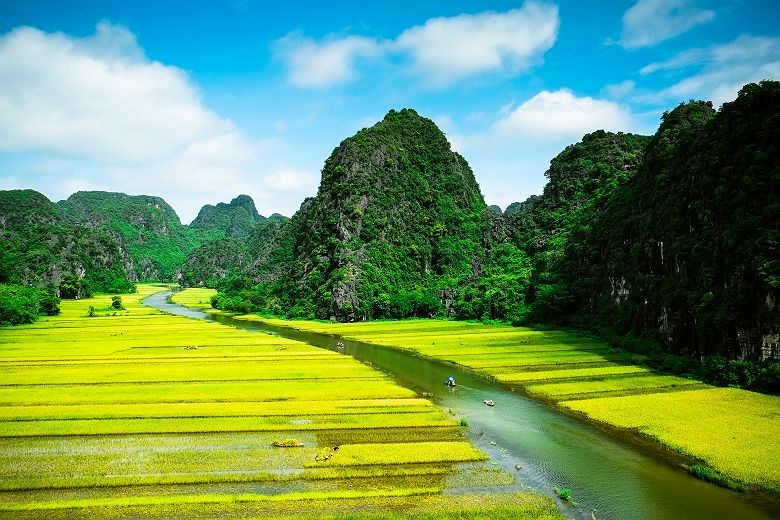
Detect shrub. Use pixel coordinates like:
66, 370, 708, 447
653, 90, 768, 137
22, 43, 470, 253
0, 284, 39, 325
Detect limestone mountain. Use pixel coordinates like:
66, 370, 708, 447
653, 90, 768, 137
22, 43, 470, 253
0, 189, 136, 297
562, 81, 780, 360
58, 191, 203, 281
190, 194, 264, 238
239, 108, 492, 320
179, 214, 288, 288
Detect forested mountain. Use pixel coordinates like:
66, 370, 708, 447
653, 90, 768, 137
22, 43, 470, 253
501, 130, 651, 320
189, 194, 265, 238
179, 214, 288, 288
559, 82, 779, 361
212, 109, 491, 320
283, 108, 490, 320
0, 190, 269, 295
58, 191, 207, 281
0, 189, 136, 296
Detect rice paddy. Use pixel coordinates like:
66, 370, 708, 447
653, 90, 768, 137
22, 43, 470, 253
0, 286, 563, 519
169, 288, 217, 311
236, 316, 780, 494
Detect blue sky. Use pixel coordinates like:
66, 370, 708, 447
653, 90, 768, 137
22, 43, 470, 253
1, 1, 778, 222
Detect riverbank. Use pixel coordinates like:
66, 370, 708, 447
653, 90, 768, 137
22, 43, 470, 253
0, 285, 563, 519
231, 315, 780, 496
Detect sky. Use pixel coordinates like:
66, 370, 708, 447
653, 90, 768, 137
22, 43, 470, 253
0, 1, 778, 223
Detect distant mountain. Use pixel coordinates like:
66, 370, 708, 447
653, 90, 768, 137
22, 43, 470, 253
58, 191, 203, 281
190, 194, 264, 238
179, 214, 288, 288
0, 189, 136, 297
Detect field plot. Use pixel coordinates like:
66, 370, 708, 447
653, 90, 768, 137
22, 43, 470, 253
0, 286, 563, 519
170, 288, 217, 310
237, 316, 780, 494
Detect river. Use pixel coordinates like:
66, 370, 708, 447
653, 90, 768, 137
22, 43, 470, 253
144, 291, 778, 520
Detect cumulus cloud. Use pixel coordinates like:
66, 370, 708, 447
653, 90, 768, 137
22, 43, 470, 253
0, 23, 317, 222
273, 2, 559, 88
620, 0, 715, 49
493, 89, 636, 141
272, 31, 380, 88
640, 35, 780, 105
394, 2, 559, 86
0, 23, 241, 163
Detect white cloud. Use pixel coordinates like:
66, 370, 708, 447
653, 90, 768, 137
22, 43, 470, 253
620, 0, 715, 49
394, 2, 559, 86
641, 35, 780, 106
0, 23, 319, 222
601, 79, 636, 99
273, 31, 380, 88
0, 23, 239, 163
273, 2, 559, 88
493, 89, 637, 141
260, 167, 318, 192
639, 48, 706, 75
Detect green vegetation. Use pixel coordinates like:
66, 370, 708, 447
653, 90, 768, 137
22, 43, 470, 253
684, 464, 746, 492
58, 191, 211, 281
189, 194, 266, 237
0, 285, 557, 518
0, 189, 137, 296
170, 287, 218, 309
553, 487, 572, 502
0, 284, 60, 325
236, 316, 780, 494
550, 82, 780, 381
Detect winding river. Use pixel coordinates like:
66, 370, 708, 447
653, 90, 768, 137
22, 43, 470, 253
144, 291, 778, 520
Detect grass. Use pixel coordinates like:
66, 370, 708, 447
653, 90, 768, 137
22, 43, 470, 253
230, 314, 780, 495
0, 285, 564, 518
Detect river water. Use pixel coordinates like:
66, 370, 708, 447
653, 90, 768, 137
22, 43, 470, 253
144, 292, 778, 520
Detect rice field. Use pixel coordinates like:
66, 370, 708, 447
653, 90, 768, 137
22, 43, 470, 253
170, 288, 217, 311
235, 316, 780, 494
0, 286, 563, 519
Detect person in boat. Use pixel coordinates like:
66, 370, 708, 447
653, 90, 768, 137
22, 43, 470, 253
446, 376, 456, 387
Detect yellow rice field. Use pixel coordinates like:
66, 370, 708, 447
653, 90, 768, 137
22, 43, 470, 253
0, 285, 563, 519
234, 314, 780, 494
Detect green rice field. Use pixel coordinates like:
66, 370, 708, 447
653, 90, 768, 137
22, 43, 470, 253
0, 286, 564, 519
236, 315, 780, 494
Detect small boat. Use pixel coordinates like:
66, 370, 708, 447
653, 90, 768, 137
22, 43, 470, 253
336, 342, 344, 349
445, 376, 457, 387
483, 399, 495, 406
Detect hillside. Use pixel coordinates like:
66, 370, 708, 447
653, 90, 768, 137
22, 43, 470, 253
59, 191, 209, 281
561, 81, 780, 362
179, 213, 288, 288
0, 189, 136, 296
501, 130, 651, 320
189, 194, 265, 238
225, 108, 492, 320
